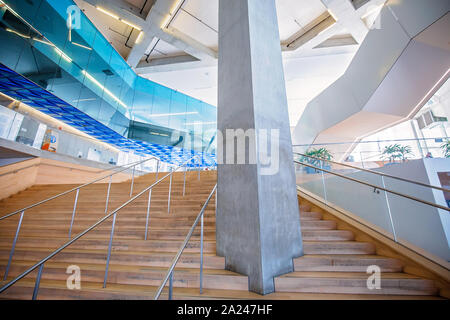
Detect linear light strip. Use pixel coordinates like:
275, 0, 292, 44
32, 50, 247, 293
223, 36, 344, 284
96, 6, 141, 30
54, 47, 72, 63
140, 111, 199, 118
96, 6, 119, 20
71, 41, 92, 50
135, 31, 144, 44
161, 0, 184, 29
185, 121, 217, 126
82, 70, 128, 109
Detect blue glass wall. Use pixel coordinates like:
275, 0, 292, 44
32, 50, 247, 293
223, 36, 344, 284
0, 0, 217, 155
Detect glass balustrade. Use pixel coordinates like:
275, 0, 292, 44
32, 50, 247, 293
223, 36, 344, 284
295, 152, 450, 265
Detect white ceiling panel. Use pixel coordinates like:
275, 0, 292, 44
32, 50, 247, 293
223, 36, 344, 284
170, 7, 218, 49
149, 39, 185, 58
277, 0, 328, 41
182, 0, 219, 31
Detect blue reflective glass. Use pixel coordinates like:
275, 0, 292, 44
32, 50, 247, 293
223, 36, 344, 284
0, 0, 217, 166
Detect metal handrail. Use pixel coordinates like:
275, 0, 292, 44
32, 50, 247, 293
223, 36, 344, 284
0, 156, 160, 221
292, 136, 449, 147
294, 160, 450, 212
294, 152, 450, 193
0, 155, 199, 298
154, 183, 217, 300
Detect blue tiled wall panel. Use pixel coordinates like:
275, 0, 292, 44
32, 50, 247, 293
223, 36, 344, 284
0, 63, 215, 167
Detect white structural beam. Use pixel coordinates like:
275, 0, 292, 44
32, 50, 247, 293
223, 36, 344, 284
321, 0, 369, 44
83, 0, 217, 68
136, 55, 218, 73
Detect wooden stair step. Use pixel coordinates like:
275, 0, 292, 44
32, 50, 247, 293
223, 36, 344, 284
303, 241, 376, 254
299, 204, 312, 212
299, 211, 323, 220
2, 222, 215, 235
300, 220, 337, 230
0, 248, 225, 269
2, 278, 440, 300
275, 272, 437, 295
3, 219, 216, 229
294, 255, 404, 272
302, 230, 355, 241
0, 238, 217, 254
0, 261, 248, 291
0, 228, 217, 241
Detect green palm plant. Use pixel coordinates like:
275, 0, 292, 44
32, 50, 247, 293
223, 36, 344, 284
398, 145, 414, 162
301, 148, 333, 172
382, 144, 414, 162
382, 144, 401, 163
441, 140, 450, 158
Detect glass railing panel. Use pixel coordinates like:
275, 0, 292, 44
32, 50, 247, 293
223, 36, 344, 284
387, 191, 450, 262
295, 152, 450, 265
323, 160, 395, 237
0, 104, 120, 166
294, 160, 327, 203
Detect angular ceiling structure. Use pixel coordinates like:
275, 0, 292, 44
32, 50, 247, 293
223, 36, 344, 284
292, 0, 450, 158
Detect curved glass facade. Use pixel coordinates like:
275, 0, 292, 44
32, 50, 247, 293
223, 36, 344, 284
0, 0, 217, 159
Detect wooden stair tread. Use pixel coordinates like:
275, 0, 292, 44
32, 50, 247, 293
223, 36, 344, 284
1, 278, 443, 300
278, 272, 422, 279
0, 171, 444, 299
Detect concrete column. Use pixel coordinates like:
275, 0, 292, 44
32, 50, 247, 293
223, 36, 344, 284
216, 0, 303, 295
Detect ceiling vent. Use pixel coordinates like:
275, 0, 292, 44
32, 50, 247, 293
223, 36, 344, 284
416, 110, 448, 130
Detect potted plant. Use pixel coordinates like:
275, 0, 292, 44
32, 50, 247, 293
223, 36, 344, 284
382, 144, 401, 163
441, 140, 450, 158
301, 148, 333, 174
398, 145, 414, 162
382, 144, 413, 164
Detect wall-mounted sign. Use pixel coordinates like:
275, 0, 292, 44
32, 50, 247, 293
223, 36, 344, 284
41, 129, 58, 152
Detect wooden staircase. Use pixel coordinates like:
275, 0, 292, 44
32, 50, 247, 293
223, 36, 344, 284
0, 170, 445, 299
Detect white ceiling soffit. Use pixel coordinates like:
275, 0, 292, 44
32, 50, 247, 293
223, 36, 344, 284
74, 0, 395, 128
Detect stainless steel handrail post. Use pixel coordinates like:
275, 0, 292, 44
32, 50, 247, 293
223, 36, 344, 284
144, 189, 152, 241
103, 211, 117, 288
381, 175, 397, 242
197, 164, 200, 180
105, 175, 112, 214
154, 184, 217, 300
3, 210, 25, 280
68, 189, 80, 239
168, 271, 173, 300
0, 156, 198, 296
167, 169, 173, 214
0, 156, 160, 222
155, 160, 160, 181
31, 264, 44, 300
130, 165, 136, 197
294, 160, 450, 212
32, 263, 44, 300
199, 212, 204, 294
183, 167, 187, 197
320, 160, 328, 204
